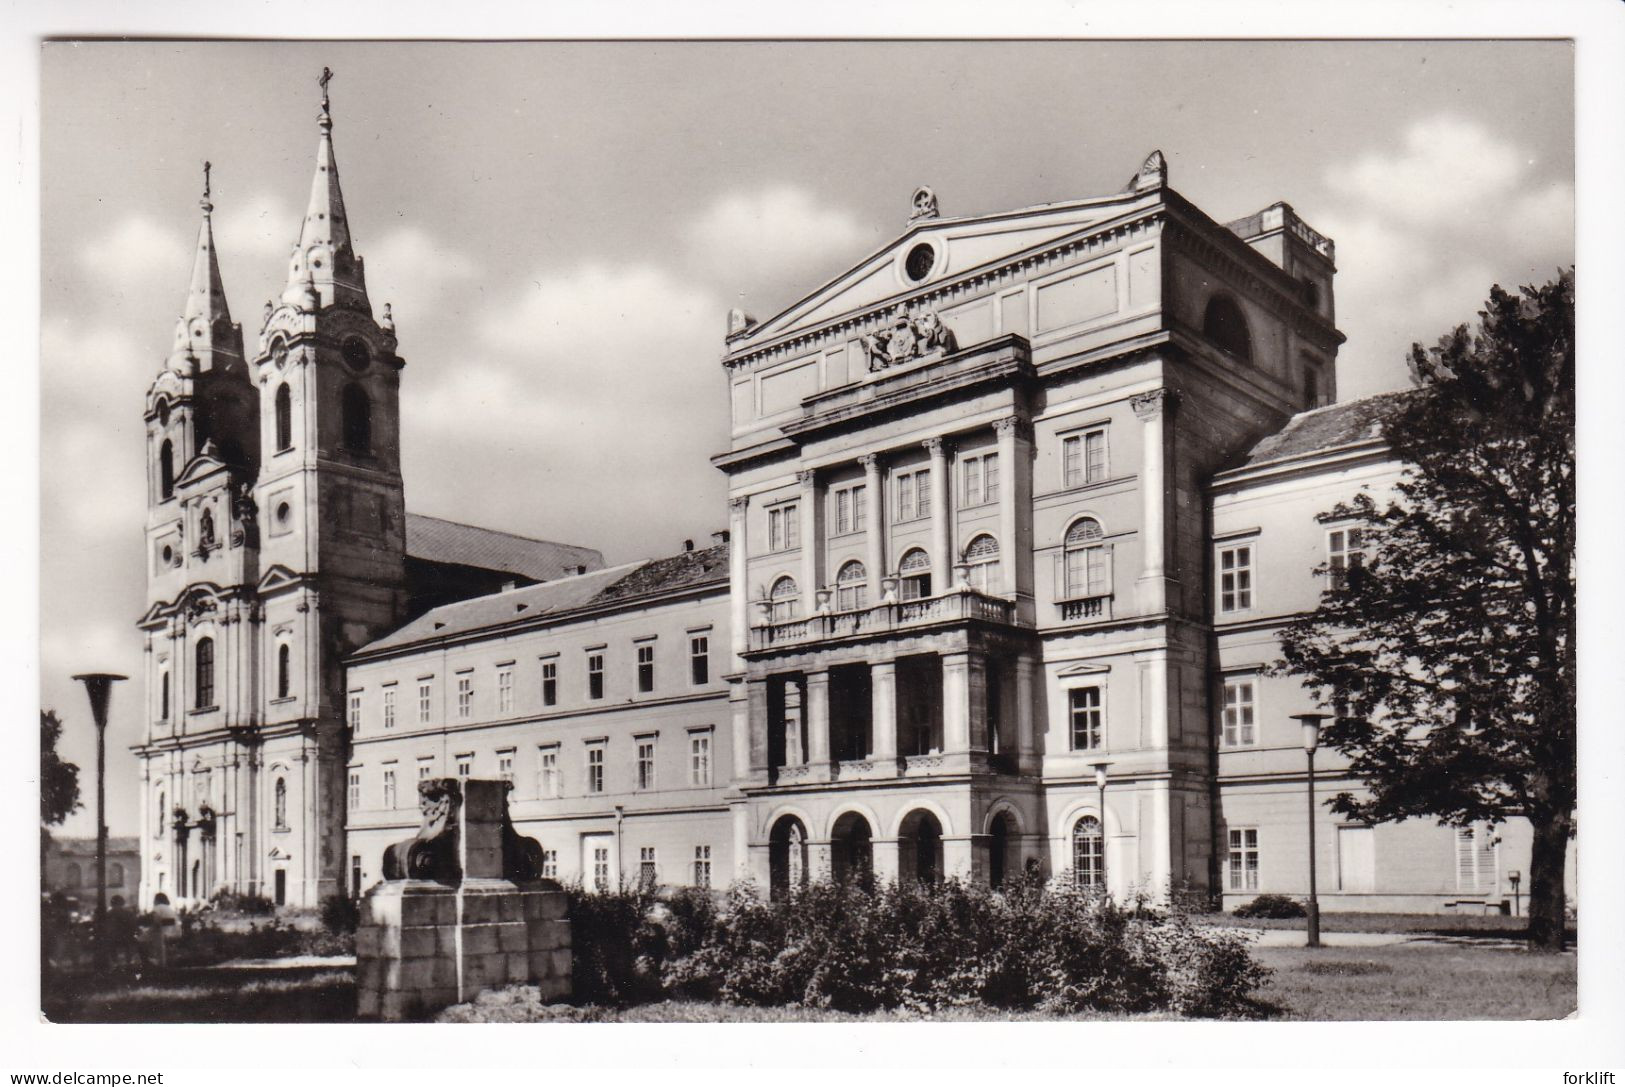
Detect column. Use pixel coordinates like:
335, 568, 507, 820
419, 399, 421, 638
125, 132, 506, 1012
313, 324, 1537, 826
730, 679, 752, 779
870, 660, 897, 762
994, 416, 1020, 597
804, 670, 831, 767
941, 652, 970, 754
966, 653, 989, 753
797, 469, 819, 614
1131, 388, 1174, 614
728, 496, 749, 662
744, 678, 769, 775
871, 837, 902, 883
782, 678, 805, 766
924, 437, 950, 587
860, 454, 884, 589
1013, 655, 1037, 761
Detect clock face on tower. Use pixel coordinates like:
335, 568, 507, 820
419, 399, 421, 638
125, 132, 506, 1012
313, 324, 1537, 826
340, 337, 371, 373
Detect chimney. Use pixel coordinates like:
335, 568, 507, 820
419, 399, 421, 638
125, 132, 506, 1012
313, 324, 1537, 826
683, 539, 694, 552
712, 529, 730, 546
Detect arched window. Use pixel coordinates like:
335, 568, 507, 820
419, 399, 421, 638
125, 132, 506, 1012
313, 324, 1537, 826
835, 560, 868, 612
963, 535, 1002, 593
899, 548, 932, 601
274, 778, 288, 830
274, 384, 292, 451
342, 384, 371, 453
155, 789, 166, 837
1063, 518, 1109, 598
769, 576, 799, 623
1203, 295, 1253, 363
199, 509, 215, 548
64, 862, 82, 890
1072, 815, 1104, 890
109, 862, 125, 887
160, 669, 171, 720
277, 643, 292, 700
159, 439, 175, 499
194, 637, 215, 709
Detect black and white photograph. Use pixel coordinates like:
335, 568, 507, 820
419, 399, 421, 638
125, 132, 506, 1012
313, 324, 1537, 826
9, 4, 1625, 1079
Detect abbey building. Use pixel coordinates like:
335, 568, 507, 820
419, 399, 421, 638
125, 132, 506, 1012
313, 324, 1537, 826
135, 89, 1570, 913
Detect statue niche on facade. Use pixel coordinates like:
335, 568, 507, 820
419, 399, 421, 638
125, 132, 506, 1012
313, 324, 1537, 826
860, 306, 959, 373
382, 777, 462, 883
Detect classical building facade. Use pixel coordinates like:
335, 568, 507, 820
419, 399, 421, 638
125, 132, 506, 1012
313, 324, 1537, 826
133, 88, 1568, 913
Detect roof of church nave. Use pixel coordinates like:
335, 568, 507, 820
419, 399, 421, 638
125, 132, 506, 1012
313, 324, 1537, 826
404, 512, 605, 584
359, 541, 729, 658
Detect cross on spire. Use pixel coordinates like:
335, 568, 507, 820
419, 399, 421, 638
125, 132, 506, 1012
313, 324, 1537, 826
201, 160, 212, 210
318, 66, 334, 131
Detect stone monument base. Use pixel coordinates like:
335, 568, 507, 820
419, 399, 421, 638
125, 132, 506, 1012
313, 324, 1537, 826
356, 877, 571, 1021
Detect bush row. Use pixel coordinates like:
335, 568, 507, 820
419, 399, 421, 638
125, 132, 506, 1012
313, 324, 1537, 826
566, 874, 1266, 1017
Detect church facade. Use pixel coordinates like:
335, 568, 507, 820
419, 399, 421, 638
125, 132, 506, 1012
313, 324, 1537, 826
135, 85, 1568, 914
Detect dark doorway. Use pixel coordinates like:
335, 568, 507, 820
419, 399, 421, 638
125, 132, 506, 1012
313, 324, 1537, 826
989, 813, 1012, 888
830, 812, 873, 885
898, 809, 944, 885
768, 815, 808, 899
273, 868, 287, 906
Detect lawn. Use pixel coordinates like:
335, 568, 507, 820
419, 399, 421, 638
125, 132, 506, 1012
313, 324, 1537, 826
1249, 943, 1576, 1020
1199, 910, 1575, 940
41, 966, 355, 1023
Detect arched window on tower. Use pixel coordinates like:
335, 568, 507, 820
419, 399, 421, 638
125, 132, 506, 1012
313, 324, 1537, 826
194, 637, 215, 710
199, 509, 215, 549
275, 384, 292, 452
342, 384, 371, 454
274, 778, 288, 830
160, 668, 171, 721
277, 643, 292, 700
155, 789, 166, 838
1202, 294, 1253, 364
159, 439, 175, 500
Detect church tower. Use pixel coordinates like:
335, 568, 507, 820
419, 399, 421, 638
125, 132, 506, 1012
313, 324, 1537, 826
248, 70, 409, 906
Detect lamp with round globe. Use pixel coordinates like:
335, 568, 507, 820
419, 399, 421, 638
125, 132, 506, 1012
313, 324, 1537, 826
1289, 711, 1331, 949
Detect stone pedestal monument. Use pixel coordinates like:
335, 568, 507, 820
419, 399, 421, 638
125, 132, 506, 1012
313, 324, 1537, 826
356, 778, 571, 1020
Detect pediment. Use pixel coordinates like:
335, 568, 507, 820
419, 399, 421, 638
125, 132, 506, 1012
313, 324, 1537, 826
732, 185, 1162, 353
138, 600, 176, 628
256, 564, 304, 595
1056, 662, 1112, 678
175, 452, 229, 489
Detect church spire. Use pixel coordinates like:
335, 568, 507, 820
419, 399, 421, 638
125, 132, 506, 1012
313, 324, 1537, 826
282, 66, 369, 311
168, 161, 241, 372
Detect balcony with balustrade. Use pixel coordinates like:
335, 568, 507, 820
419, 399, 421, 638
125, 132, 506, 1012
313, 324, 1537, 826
746, 585, 1023, 655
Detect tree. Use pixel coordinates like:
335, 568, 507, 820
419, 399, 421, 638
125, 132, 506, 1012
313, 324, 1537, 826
1279, 269, 1574, 951
41, 709, 83, 878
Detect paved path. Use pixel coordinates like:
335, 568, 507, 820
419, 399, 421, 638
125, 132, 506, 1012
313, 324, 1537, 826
208, 954, 357, 969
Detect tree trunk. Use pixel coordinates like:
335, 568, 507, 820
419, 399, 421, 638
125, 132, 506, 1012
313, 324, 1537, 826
1525, 808, 1572, 951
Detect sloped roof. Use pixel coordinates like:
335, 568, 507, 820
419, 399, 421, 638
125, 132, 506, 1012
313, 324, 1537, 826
1235, 390, 1418, 469
404, 512, 604, 583
358, 543, 729, 657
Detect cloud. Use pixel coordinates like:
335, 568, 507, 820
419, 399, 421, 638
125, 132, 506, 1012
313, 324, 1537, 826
681, 185, 874, 312
79, 215, 187, 289
1315, 115, 1573, 399
363, 225, 481, 328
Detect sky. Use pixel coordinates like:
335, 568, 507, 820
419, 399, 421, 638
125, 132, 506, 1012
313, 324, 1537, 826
38, 40, 1574, 839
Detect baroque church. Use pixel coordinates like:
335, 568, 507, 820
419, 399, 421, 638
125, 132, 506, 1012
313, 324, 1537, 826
136, 80, 1572, 913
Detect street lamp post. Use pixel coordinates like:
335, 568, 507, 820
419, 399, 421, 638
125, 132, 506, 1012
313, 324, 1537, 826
1290, 712, 1330, 949
1509, 869, 1522, 918
1091, 761, 1112, 898
72, 672, 127, 973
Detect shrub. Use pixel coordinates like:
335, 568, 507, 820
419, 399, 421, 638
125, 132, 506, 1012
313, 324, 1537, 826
1233, 894, 1307, 919
211, 890, 276, 916
319, 894, 359, 935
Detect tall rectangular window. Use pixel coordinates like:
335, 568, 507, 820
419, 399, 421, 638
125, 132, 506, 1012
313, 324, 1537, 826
1069, 687, 1103, 751
497, 666, 514, 714
1227, 828, 1260, 892
586, 745, 605, 794
382, 687, 396, 730
1455, 825, 1499, 893
456, 673, 474, 719
537, 746, 560, 798
689, 635, 709, 685
1063, 429, 1108, 488
895, 468, 931, 521
693, 845, 712, 888
541, 849, 558, 880
456, 753, 473, 780
639, 846, 658, 886
348, 691, 362, 732
497, 749, 515, 784
1221, 678, 1257, 747
381, 766, 397, 810
690, 732, 712, 786
417, 757, 434, 781
1219, 544, 1254, 613
417, 680, 432, 724
592, 845, 611, 892
1328, 527, 1368, 589
636, 644, 655, 693
636, 738, 657, 790
541, 660, 557, 706
347, 770, 360, 810
768, 504, 800, 551
962, 452, 1000, 506
832, 483, 866, 535
587, 653, 605, 700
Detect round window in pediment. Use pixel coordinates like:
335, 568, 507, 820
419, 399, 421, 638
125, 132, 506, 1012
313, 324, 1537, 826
276, 502, 292, 526
341, 337, 371, 373
904, 242, 937, 284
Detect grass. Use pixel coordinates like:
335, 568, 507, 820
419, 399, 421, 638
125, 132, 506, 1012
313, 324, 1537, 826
1248, 943, 1576, 1020
1200, 910, 1577, 941
42, 966, 355, 1023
